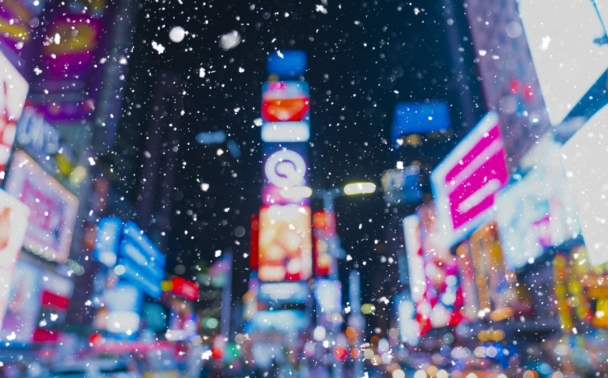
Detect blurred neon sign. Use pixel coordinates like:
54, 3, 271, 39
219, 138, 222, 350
431, 111, 509, 247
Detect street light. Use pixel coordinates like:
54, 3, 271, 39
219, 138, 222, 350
343, 182, 377, 196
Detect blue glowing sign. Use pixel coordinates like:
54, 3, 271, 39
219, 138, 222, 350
93, 218, 165, 298
391, 102, 451, 146
93, 217, 122, 267
267, 51, 307, 79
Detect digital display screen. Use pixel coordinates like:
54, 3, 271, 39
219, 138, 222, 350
431, 111, 509, 247
258, 205, 312, 281
0, 50, 28, 183
562, 105, 608, 266
5, 150, 78, 264
518, 0, 608, 125
391, 101, 450, 145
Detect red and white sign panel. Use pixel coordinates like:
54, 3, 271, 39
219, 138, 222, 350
5, 150, 78, 264
0, 189, 29, 328
0, 50, 29, 182
431, 111, 509, 247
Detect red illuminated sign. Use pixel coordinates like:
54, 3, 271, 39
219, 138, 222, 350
171, 277, 199, 301
431, 111, 508, 246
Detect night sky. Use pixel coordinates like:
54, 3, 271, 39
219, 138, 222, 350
109, 0, 475, 302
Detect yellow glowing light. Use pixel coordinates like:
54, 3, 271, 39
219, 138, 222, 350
361, 303, 376, 315
363, 349, 374, 359
344, 182, 376, 195
437, 370, 449, 378
414, 370, 427, 378
280, 186, 312, 199
393, 369, 406, 378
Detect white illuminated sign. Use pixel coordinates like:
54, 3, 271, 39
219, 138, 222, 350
562, 105, 608, 266
262, 122, 310, 142
519, 0, 608, 125
264, 149, 306, 187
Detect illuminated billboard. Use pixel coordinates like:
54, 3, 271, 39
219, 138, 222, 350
464, 0, 551, 169
0, 190, 29, 329
518, 0, 608, 126
5, 151, 78, 264
314, 279, 341, 313
391, 101, 450, 146
460, 221, 534, 321
381, 166, 422, 205
262, 143, 310, 206
0, 50, 28, 183
258, 205, 312, 281
0, 260, 41, 344
261, 82, 310, 143
402, 215, 425, 303
313, 210, 336, 277
562, 105, 608, 266
431, 111, 509, 247
497, 136, 581, 270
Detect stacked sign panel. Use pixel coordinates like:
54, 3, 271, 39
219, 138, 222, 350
255, 51, 311, 332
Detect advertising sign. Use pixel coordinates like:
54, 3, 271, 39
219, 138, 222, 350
259, 281, 309, 304
403, 215, 425, 303
416, 203, 465, 333
258, 205, 312, 282
267, 51, 307, 79
465, 221, 534, 321
5, 150, 78, 264
464, 0, 551, 169
518, 0, 608, 126
313, 210, 336, 277
562, 105, 608, 266
0, 0, 44, 59
314, 279, 342, 314
0, 260, 41, 344
0, 49, 28, 182
381, 166, 422, 205
431, 111, 509, 247
262, 143, 310, 206
31, 12, 103, 123
0, 191, 29, 329
391, 101, 451, 146
497, 137, 581, 270
261, 82, 310, 143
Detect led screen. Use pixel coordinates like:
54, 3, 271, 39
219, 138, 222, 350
261, 81, 310, 143
258, 205, 312, 281
261, 143, 309, 206
497, 137, 581, 269
5, 150, 78, 264
431, 111, 509, 247
562, 105, 608, 266
518, 0, 608, 126
0, 260, 40, 344
391, 101, 450, 146
0, 50, 28, 182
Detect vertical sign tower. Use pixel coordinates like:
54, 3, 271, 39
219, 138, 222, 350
253, 51, 312, 332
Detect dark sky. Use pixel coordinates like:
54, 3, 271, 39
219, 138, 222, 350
110, 0, 471, 301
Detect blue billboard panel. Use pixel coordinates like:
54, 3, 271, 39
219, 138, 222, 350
251, 310, 308, 332
391, 102, 451, 146
314, 279, 342, 314
117, 257, 162, 299
93, 217, 122, 268
258, 282, 310, 304
122, 221, 166, 268
267, 51, 307, 78
119, 240, 165, 282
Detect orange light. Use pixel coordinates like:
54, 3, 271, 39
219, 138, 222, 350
351, 348, 361, 359
346, 327, 357, 338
